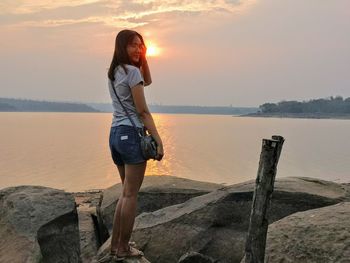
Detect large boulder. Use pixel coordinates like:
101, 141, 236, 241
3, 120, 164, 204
97, 175, 223, 240
124, 177, 348, 263
0, 185, 81, 263
264, 201, 350, 262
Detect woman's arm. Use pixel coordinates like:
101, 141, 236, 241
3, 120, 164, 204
141, 60, 152, 86
131, 84, 163, 160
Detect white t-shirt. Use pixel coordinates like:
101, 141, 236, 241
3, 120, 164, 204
108, 64, 144, 128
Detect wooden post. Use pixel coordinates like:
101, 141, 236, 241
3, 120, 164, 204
244, 135, 285, 263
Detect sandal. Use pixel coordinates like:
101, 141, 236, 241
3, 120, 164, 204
128, 241, 137, 247
110, 241, 137, 255
116, 245, 144, 259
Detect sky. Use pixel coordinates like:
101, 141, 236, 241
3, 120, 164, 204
0, 0, 349, 107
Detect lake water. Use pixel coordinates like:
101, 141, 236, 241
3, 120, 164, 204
0, 112, 349, 192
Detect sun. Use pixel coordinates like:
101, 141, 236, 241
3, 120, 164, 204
145, 41, 160, 57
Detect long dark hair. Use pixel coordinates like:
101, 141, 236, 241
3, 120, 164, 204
108, 29, 145, 81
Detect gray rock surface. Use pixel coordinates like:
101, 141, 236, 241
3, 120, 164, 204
97, 175, 223, 239
341, 183, 350, 200
124, 177, 348, 263
6, 176, 347, 262
78, 204, 99, 263
0, 185, 81, 263
264, 201, 350, 263
93, 244, 151, 263
178, 251, 216, 263
92, 255, 151, 263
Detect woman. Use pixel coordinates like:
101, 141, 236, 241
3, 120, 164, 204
106, 30, 164, 259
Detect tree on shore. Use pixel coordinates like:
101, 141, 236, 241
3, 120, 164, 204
259, 96, 350, 114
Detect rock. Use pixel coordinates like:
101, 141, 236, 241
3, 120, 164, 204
92, 230, 151, 263
97, 175, 223, 240
178, 251, 216, 263
341, 182, 350, 200
263, 202, 350, 263
93, 246, 151, 263
232, 176, 348, 201
0, 185, 81, 263
78, 204, 99, 263
92, 256, 150, 263
71, 190, 103, 208
126, 177, 347, 263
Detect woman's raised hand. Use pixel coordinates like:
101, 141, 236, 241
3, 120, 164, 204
140, 44, 147, 66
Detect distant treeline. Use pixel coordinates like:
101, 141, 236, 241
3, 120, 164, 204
0, 98, 258, 115
0, 98, 100, 112
259, 96, 350, 114
87, 102, 258, 115
148, 105, 257, 115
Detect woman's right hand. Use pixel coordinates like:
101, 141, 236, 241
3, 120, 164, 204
140, 44, 147, 67
155, 142, 164, 161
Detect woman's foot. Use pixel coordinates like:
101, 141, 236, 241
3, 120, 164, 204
128, 241, 137, 247
110, 241, 137, 255
116, 245, 144, 258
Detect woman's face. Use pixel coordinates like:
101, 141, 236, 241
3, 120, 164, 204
127, 35, 144, 65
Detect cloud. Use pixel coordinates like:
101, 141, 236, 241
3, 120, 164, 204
11, 16, 148, 29
0, 0, 103, 15
0, 0, 257, 28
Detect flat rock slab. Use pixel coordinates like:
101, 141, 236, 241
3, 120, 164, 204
98, 175, 223, 238
229, 176, 348, 200
127, 177, 348, 263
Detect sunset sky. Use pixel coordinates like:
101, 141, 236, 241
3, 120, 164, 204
0, 0, 349, 107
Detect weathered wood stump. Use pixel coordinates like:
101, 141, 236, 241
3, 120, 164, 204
244, 135, 285, 263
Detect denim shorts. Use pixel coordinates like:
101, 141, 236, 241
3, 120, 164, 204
109, 125, 146, 166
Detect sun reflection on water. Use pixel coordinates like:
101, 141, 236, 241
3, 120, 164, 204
145, 114, 174, 177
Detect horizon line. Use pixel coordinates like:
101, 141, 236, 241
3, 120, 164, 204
0, 96, 259, 108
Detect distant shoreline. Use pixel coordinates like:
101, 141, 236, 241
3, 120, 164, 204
2, 111, 350, 119
2, 97, 350, 119
0, 97, 258, 115
239, 112, 350, 120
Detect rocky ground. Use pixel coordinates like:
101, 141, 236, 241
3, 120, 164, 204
1, 175, 349, 263
70, 189, 103, 208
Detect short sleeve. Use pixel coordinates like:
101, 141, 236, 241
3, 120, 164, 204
128, 67, 144, 88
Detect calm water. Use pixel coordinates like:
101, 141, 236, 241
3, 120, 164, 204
0, 112, 349, 192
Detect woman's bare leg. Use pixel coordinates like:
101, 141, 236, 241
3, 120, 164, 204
117, 161, 146, 253
110, 164, 126, 252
